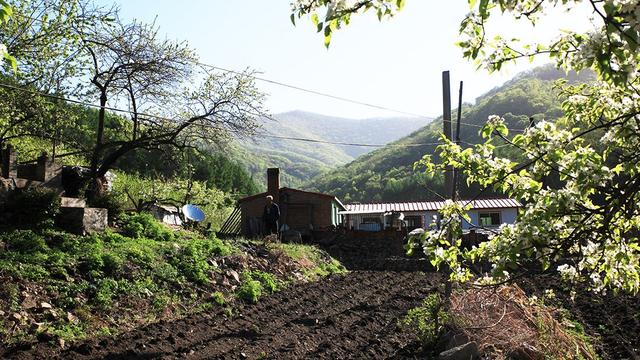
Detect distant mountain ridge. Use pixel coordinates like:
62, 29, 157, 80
229, 111, 432, 189
303, 65, 596, 203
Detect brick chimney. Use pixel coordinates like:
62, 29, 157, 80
267, 168, 280, 204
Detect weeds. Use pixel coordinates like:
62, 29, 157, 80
402, 293, 449, 347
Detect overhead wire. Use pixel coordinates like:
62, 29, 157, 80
0, 82, 443, 149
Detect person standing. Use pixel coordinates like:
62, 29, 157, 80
263, 195, 280, 235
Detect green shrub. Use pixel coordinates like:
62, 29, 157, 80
403, 293, 449, 346
169, 237, 230, 284
101, 252, 124, 276
211, 291, 225, 306
102, 230, 127, 244
121, 213, 174, 241
2, 230, 48, 253
94, 278, 118, 309
249, 271, 279, 293
236, 278, 262, 303
4, 187, 60, 228
84, 251, 104, 274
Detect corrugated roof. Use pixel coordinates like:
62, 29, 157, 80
343, 198, 521, 214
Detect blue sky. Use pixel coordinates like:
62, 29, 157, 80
105, 1, 593, 119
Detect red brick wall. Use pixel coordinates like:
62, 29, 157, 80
240, 189, 335, 237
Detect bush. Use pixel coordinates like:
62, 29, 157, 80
101, 252, 124, 276
236, 278, 262, 303
403, 293, 449, 347
248, 271, 279, 293
94, 278, 118, 309
2, 230, 48, 253
3, 187, 60, 229
211, 291, 225, 306
168, 236, 231, 284
121, 213, 174, 241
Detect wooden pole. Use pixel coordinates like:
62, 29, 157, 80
442, 71, 453, 198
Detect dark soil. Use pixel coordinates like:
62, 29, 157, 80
3, 234, 639, 359
4, 271, 441, 359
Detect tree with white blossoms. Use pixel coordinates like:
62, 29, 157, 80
0, 0, 16, 71
292, 0, 640, 294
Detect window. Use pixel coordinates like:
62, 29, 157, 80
405, 215, 422, 230
479, 212, 501, 227
362, 217, 380, 224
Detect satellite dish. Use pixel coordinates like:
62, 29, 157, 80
182, 204, 205, 222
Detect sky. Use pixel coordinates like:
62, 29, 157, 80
104, 1, 596, 119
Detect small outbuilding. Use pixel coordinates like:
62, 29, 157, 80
238, 168, 345, 238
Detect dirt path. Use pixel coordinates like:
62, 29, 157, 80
7, 270, 440, 359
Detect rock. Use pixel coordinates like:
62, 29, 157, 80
67, 312, 79, 324
439, 341, 480, 360
510, 343, 543, 360
21, 296, 37, 309
58, 338, 66, 348
12, 313, 22, 321
227, 270, 240, 284
40, 302, 52, 309
447, 332, 470, 349
0, 310, 5, 316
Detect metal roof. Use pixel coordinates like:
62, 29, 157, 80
341, 198, 521, 214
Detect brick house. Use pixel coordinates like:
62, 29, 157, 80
238, 168, 345, 237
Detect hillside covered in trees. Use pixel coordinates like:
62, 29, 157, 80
305, 65, 595, 202
230, 111, 429, 189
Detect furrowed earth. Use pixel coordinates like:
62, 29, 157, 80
2, 236, 638, 359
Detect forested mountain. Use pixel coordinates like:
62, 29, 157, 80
304, 65, 595, 202
231, 111, 430, 189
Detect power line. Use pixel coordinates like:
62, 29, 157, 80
0, 82, 443, 149
196, 62, 430, 118
258, 133, 441, 148
11, 13, 431, 119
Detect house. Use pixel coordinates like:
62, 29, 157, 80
340, 198, 521, 232
237, 168, 345, 238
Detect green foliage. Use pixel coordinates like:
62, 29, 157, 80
235, 270, 280, 303
210, 291, 225, 306
248, 270, 279, 293
403, 293, 449, 346
236, 278, 263, 303
307, 67, 583, 202
291, 0, 405, 47
169, 234, 230, 284
1, 230, 48, 253
114, 173, 234, 232
94, 278, 118, 309
1, 187, 61, 229
327, 1, 640, 294
121, 212, 174, 241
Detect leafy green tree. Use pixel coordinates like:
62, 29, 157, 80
1, 0, 265, 199
295, 0, 640, 294
0, 0, 16, 70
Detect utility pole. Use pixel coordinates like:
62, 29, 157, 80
442, 71, 453, 198
453, 81, 463, 199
